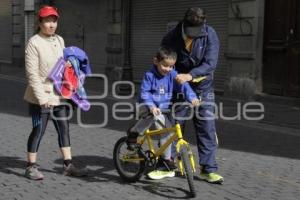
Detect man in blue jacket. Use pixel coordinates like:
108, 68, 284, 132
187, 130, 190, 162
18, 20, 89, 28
161, 7, 223, 184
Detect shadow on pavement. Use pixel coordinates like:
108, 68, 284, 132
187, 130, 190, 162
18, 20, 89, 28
138, 179, 192, 199
49, 155, 122, 183
216, 120, 300, 160
0, 156, 27, 178
51, 155, 193, 198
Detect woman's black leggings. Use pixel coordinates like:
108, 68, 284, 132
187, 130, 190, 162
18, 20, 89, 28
27, 104, 71, 153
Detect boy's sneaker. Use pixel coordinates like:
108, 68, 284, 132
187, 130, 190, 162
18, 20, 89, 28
25, 165, 44, 180
63, 163, 88, 177
127, 143, 139, 151
147, 170, 175, 180
199, 172, 224, 184
147, 158, 176, 180
126, 137, 139, 151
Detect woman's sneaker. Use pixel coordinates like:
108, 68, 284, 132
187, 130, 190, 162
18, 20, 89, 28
199, 172, 224, 184
25, 165, 44, 180
63, 163, 88, 177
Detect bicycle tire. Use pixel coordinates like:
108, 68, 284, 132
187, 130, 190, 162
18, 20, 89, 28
113, 136, 145, 182
180, 145, 196, 197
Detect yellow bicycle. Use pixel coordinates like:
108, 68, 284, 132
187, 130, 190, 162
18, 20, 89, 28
113, 106, 197, 197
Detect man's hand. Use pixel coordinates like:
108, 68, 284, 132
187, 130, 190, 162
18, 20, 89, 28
150, 107, 161, 116
176, 73, 193, 84
191, 99, 201, 106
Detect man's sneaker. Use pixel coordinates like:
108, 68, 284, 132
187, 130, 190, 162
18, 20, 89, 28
199, 172, 224, 184
147, 170, 175, 180
63, 164, 88, 177
25, 165, 44, 180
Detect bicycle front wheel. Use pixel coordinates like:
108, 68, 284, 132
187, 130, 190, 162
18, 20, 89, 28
180, 145, 196, 197
113, 136, 145, 182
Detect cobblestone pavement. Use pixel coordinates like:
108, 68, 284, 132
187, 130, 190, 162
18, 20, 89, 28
0, 76, 300, 200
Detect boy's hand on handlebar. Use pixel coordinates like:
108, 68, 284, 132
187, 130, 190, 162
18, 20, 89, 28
191, 99, 201, 106
150, 107, 161, 116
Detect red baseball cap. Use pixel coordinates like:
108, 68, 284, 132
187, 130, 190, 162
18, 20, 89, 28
38, 6, 59, 18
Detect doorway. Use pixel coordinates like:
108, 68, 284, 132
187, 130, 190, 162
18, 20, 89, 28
263, 0, 300, 97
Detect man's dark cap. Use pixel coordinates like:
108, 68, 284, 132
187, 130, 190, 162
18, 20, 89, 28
183, 7, 206, 37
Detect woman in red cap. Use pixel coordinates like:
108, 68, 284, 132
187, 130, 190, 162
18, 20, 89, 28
24, 6, 87, 180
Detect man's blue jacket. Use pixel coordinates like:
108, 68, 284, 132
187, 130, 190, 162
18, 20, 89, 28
161, 22, 220, 89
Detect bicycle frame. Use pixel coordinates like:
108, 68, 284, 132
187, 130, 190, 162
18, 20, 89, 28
137, 123, 196, 175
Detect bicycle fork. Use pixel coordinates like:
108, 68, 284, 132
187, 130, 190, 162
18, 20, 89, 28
176, 140, 196, 175
188, 147, 196, 172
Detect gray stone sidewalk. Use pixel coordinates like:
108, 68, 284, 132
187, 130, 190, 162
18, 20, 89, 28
1, 113, 300, 200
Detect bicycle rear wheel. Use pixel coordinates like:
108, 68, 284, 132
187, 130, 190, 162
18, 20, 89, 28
180, 145, 196, 197
113, 136, 145, 182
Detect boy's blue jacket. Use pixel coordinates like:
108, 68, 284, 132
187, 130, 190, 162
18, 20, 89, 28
139, 65, 197, 109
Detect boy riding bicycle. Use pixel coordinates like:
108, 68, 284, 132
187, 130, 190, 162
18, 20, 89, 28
127, 47, 200, 180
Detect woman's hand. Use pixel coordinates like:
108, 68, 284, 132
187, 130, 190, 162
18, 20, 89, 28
42, 101, 52, 108
175, 73, 193, 84
150, 107, 161, 116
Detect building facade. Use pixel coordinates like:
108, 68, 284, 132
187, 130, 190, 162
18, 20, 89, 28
0, 0, 299, 98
